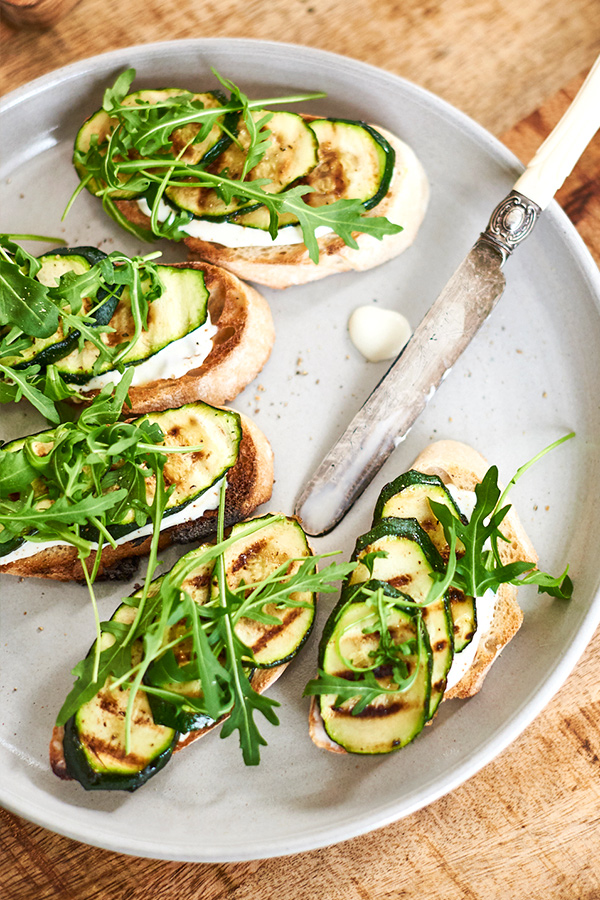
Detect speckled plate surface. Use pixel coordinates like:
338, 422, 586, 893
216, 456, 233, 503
1, 38, 599, 862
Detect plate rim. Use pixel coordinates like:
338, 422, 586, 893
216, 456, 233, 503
1, 37, 600, 863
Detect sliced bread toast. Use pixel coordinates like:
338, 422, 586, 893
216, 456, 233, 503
308, 439, 539, 753
0, 410, 273, 583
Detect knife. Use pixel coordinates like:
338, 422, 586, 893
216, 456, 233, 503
295, 55, 600, 536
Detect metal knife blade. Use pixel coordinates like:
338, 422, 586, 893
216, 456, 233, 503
294, 237, 507, 536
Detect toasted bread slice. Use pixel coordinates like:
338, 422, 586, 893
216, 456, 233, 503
68, 261, 274, 415
0, 411, 273, 583
308, 439, 538, 753
115, 127, 429, 289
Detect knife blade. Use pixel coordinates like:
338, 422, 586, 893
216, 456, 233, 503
295, 55, 600, 536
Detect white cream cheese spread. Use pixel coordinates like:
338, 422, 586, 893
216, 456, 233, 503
1, 478, 224, 565
70, 314, 218, 394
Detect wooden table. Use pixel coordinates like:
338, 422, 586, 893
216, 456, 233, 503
1, 2, 599, 897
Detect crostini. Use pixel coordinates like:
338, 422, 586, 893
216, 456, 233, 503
71, 76, 429, 288
0, 400, 273, 582
0, 244, 274, 415
306, 440, 568, 756
50, 514, 319, 790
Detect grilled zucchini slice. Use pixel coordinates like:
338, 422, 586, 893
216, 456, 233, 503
317, 580, 432, 754
348, 518, 453, 720
53, 264, 210, 384
374, 471, 476, 653
0, 401, 241, 559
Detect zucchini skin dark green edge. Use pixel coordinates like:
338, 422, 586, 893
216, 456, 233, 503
13, 246, 122, 371
62, 714, 178, 793
154, 116, 397, 226
372, 470, 468, 526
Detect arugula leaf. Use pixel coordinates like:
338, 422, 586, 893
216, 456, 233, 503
102, 68, 136, 112
429, 452, 573, 601
0, 259, 59, 338
280, 190, 402, 264
304, 669, 409, 716
0, 362, 60, 423
0, 447, 38, 496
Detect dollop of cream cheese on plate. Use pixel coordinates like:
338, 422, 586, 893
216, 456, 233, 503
348, 305, 412, 362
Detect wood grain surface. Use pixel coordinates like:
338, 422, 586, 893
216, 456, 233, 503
1, 2, 600, 898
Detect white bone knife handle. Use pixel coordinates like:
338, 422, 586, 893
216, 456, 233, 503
513, 54, 600, 209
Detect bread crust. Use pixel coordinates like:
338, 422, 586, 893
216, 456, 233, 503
308, 440, 538, 753
115, 126, 429, 289
0, 411, 274, 582
68, 261, 274, 415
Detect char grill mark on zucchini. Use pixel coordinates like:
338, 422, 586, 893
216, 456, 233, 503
74, 89, 233, 199
5, 247, 121, 371
62, 604, 178, 792
0, 401, 241, 558
375, 471, 477, 653
317, 581, 432, 754
165, 110, 319, 220
53, 264, 210, 384
61, 517, 315, 787
349, 518, 453, 719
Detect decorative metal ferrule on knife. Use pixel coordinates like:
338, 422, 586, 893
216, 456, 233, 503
478, 190, 541, 263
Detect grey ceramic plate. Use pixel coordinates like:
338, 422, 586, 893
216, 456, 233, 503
1, 39, 599, 863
